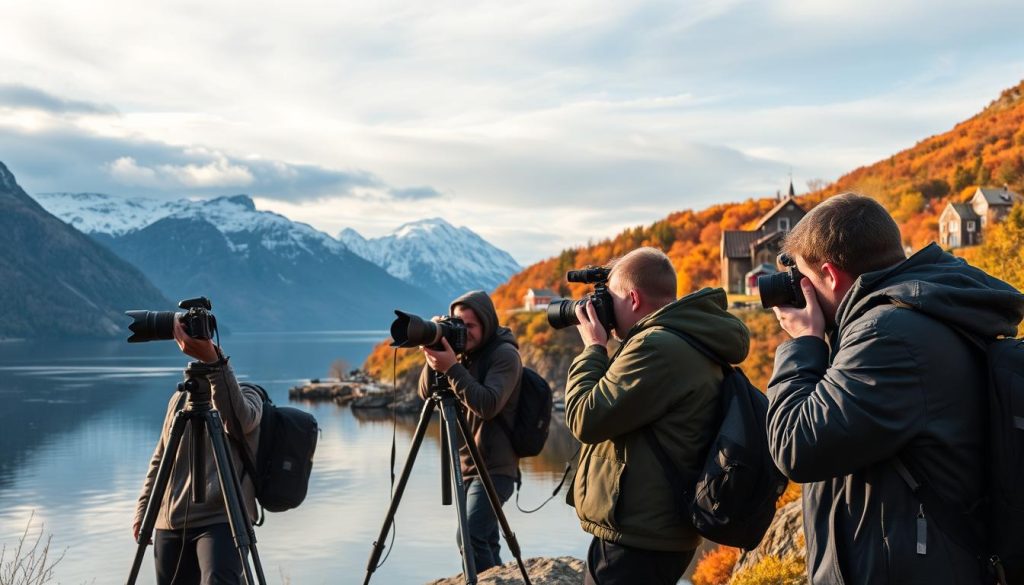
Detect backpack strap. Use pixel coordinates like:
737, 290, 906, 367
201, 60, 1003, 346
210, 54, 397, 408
227, 382, 268, 526
641, 327, 727, 518
655, 327, 732, 377
472, 337, 519, 445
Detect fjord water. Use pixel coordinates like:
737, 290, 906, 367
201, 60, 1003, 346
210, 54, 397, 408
0, 332, 596, 584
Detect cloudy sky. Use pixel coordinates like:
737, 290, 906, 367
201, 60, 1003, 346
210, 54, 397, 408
3, 0, 1024, 264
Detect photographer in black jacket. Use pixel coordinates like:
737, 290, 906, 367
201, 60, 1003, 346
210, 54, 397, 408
767, 193, 1024, 584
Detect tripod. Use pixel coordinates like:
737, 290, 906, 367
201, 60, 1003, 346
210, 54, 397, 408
126, 360, 266, 585
363, 371, 532, 585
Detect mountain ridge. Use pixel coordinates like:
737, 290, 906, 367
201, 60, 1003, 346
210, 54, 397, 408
339, 217, 521, 301
0, 162, 171, 339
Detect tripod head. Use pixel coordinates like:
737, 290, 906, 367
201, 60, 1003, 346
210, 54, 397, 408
177, 360, 217, 408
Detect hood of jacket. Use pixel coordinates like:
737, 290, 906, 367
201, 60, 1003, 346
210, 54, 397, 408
450, 290, 518, 353
629, 287, 750, 364
836, 242, 1024, 340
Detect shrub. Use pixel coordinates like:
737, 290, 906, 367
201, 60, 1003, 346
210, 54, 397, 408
691, 545, 740, 585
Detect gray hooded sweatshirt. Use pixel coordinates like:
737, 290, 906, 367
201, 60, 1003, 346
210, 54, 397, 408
418, 290, 522, 479
767, 243, 1024, 585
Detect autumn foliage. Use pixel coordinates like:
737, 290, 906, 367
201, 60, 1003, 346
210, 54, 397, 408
691, 546, 740, 585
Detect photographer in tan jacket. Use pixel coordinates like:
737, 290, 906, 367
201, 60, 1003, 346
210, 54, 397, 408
132, 320, 262, 585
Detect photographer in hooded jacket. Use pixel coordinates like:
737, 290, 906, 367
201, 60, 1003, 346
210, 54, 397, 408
416, 290, 522, 574
132, 320, 262, 585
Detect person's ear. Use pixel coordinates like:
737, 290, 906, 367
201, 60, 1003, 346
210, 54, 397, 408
820, 262, 852, 293
629, 289, 642, 311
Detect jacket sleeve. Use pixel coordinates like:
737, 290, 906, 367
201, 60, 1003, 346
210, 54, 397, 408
446, 345, 522, 420
766, 317, 927, 483
417, 363, 431, 400
208, 362, 263, 442
133, 395, 178, 528
564, 337, 690, 444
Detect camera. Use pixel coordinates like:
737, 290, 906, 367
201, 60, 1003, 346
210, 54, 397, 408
546, 265, 616, 333
757, 254, 807, 309
390, 310, 468, 354
125, 297, 218, 343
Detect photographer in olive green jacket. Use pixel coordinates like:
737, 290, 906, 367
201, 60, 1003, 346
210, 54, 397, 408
566, 247, 750, 585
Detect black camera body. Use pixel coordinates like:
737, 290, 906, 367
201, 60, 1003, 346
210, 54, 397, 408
125, 297, 218, 343
390, 310, 468, 354
757, 254, 807, 309
547, 265, 616, 333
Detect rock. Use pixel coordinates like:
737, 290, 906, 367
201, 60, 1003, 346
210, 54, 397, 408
390, 395, 424, 414
289, 382, 363, 401
426, 556, 584, 585
351, 394, 393, 409
729, 499, 805, 582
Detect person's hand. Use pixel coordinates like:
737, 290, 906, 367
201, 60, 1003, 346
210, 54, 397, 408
173, 319, 220, 363
575, 301, 609, 348
132, 520, 151, 544
772, 278, 826, 340
423, 337, 458, 373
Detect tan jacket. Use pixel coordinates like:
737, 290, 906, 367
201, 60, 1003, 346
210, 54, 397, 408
134, 361, 262, 530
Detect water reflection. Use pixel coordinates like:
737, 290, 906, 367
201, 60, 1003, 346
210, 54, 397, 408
0, 335, 705, 584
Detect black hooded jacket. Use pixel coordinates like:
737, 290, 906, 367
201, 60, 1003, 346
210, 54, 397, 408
418, 290, 522, 479
767, 243, 1024, 585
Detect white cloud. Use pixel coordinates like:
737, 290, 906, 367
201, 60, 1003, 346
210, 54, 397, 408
3, 0, 1024, 263
106, 156, 158, 186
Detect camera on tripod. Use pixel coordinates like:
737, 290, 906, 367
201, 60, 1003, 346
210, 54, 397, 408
125, 297, 218, 343
390, 310, 467, 353
546, 265, 616, 333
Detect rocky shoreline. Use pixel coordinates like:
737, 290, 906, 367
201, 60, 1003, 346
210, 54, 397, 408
288, 372, 424, 413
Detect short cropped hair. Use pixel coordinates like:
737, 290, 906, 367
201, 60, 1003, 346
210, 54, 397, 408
608, 247, 677, 304
782, 192, 906, 277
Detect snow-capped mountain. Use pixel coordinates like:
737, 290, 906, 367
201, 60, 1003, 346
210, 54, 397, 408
34, 192, 185, 236
339, 218, 521, 301
36, 192, 443, 331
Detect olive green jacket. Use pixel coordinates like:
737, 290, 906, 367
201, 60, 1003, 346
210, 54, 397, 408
565, 288, 750, 551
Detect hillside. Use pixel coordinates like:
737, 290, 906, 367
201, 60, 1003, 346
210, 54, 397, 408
0, 162, 171, 338
363, 78, 1024, 415
812, 79, 1024, 249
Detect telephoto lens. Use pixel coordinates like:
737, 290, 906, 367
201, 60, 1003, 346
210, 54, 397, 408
390, 310, 467, 353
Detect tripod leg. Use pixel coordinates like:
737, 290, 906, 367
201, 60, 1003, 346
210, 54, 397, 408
126, 409, 191, 585
439, 398, 479, 585
454, 408, 533, 585
206, 411, 263, 585
440, 420, 452, 506
217, 417, 268, 585
362, 398, 437, 585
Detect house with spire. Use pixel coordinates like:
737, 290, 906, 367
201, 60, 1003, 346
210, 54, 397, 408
720, 182, 806, 295
938, 185, 1023, 248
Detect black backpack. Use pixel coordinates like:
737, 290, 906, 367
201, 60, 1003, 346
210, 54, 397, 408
643, 329, 788, 550
890, 324, 1024, 584
477, 342, 553, 458
236, 383, 319, 517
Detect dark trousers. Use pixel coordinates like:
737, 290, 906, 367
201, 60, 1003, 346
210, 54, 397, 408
458, 474, 516, 573
154, 522, 242, 585
584, 537, 695, 585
